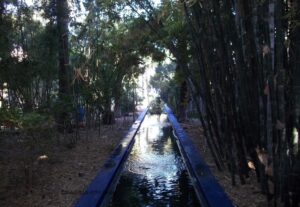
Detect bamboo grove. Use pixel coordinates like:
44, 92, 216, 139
180, 0, 300, 206
0, 0, 300, 206
125, 0, 300, 206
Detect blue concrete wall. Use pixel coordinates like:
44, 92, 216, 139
74, 109, 148, 207
164, 105, 234, 207
75, 106, 234, 207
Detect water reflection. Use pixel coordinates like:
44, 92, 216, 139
110, 114, 200, 207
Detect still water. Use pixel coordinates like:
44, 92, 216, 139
110, 114, 200, 207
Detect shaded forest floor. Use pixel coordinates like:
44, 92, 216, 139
182, 120, 269, 207
0, 114, 270, 207
0, 116, 135, 207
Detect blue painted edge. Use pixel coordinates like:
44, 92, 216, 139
74, 108, 148, 207
164, 105, 235, 207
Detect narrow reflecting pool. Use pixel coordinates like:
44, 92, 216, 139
109, 114, 201, 207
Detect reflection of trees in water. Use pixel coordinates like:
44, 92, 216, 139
110, 174, 143, 207
110, 115, 200, 207
150, 126, 175, 155
178, 170, 201, 207
111, 160, 200, 206
134, 171, 200, 207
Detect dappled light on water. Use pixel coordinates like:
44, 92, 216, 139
110, 114, 200, 207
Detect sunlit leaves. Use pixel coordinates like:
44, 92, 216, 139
184, 0, 199, 8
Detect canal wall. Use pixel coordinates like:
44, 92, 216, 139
74, 109, 148, 207
164, 105, 234, 207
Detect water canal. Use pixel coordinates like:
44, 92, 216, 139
109, 114, 201, 207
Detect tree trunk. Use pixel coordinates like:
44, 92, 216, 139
290, 1, 300, 206
56, 0, 71, 130
178, 80, 188, 122
102, 98, 115, 125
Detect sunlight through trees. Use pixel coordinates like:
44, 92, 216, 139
0, 0, 300, 206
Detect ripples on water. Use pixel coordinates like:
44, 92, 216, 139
110, 114, 200, 207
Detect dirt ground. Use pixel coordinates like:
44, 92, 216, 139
182, 120, 268, 207
0, 117, 134, 207
0, 114, 269, 207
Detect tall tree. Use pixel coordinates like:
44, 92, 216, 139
56, 0, 71, 128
